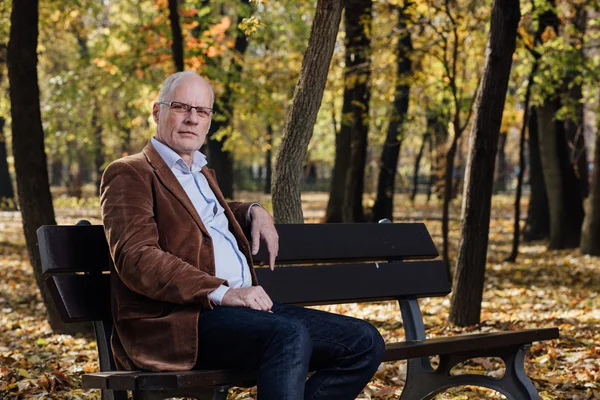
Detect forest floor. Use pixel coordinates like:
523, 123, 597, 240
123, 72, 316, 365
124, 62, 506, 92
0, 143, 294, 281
0, 193, 599, 399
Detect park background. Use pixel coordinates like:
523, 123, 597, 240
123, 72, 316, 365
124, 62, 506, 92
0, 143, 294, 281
1, 0, 600, 398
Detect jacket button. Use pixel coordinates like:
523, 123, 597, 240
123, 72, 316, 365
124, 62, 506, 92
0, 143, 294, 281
203, 237, 211, 245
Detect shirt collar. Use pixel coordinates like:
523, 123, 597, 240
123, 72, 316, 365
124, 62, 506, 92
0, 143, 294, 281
151, 137, 207, 172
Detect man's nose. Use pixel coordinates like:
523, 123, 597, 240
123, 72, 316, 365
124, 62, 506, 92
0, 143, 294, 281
184, 109, 200, 124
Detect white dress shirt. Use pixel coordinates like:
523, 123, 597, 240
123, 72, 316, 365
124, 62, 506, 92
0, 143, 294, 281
151, 137, 252, 305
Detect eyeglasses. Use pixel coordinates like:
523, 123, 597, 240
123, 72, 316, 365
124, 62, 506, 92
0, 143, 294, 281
157, 101, 214, 118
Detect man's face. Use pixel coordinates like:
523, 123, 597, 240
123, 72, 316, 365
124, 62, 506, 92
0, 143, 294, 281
152, 75, 213, 159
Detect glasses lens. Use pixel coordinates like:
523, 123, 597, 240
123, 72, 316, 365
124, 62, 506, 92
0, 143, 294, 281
171, 102, 190, 113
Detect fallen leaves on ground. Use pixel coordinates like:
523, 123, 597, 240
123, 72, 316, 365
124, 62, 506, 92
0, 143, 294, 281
0, 194, 599, 399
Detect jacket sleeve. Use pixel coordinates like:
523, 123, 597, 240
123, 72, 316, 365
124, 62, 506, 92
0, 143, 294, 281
100, 160, 226, 308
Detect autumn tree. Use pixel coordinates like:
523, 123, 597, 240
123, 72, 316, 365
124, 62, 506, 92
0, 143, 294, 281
417, 1, 485, 265
325, 0, 372, 222
535, 0, 585, 249
0, 37, 14, 207
272, 0, 344, 223
7, 0, 80, 334
371, 1, 413, 222
449, 0, 520, 326
167, 0, 184, 71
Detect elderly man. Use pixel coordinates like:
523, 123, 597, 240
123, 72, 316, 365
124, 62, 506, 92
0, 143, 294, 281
100, 71, 384, 400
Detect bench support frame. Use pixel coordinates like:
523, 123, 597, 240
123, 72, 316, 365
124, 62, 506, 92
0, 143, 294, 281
398, 299, 540, 400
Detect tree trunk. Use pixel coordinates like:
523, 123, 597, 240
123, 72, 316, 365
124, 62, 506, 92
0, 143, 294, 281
493, 131, 507, 193
507, 61, 538, 262
92, 104, 104, 196
524, 107, 550, 241
580, 109, 600, 254
264, 124, 272, 195
410, 130, 428, 203
339, 0, 373, 222
8, 0, 89, 334
449, 0, 520, 327
50, 159, 63, 186
565, 4, 588, 199
371, 2, 412, 222
537, 99, 585, 249
0, 117, 15, 207
325, 66, 353, 222
272, 0, 343, 223
168, 0, 184, 71
426, 133, 435, 203
206, 2, 250, 199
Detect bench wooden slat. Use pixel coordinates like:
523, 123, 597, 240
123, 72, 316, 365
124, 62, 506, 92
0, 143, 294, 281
37, 223, 439, 274
38, 225, 111, 274
253, 223, 439, 264
255, 260, 449, 306
82, 328, 559, 391
46, 275, 112, 322
48, 261, 449, 322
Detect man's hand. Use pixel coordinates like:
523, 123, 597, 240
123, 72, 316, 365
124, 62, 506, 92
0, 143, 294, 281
250, 206, 279, 270
221, 286, 273, 311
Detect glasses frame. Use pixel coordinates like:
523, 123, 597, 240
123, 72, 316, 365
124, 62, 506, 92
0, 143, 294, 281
157, 101, 215, 118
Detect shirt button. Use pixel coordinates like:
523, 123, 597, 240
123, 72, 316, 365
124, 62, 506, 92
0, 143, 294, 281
203, 237, 211, 245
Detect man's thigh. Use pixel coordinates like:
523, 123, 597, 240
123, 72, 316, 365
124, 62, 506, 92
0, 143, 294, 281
271, 303, 381, 370
195, 305, 306, 370
194, 303, 379, 370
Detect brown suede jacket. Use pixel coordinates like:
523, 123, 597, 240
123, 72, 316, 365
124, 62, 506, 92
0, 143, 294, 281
100, 141, 257, 371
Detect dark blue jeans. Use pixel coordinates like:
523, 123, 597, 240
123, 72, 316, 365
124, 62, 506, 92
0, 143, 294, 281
194, 303, 385, 400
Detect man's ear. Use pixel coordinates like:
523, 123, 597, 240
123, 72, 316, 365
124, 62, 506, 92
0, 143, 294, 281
152, 103, 160, 124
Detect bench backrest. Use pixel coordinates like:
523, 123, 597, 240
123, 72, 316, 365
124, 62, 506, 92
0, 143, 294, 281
37, 222, 449, 371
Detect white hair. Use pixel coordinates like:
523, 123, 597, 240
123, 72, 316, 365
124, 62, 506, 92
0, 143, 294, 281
158, 71, 215, 106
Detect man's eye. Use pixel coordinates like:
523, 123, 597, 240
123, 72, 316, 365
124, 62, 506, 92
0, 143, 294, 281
198, 110, 210, 117
173, 104, 188, 111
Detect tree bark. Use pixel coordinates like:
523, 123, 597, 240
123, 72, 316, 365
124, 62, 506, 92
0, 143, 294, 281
524, 116, 550, 242
371, 2, 412, 222
325, 66, 353, 222
493, 131, 507, 193
537, 99, 585, 249
449, 0, 520, 327
168, 0, 184, 71
580, 108, 600, 255
0, 117, 15, 207
272, 0, 343, 223
341, 0, 373, 222
8, 0, 89, 334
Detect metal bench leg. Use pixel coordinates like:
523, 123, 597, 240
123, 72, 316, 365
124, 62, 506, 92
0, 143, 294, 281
495, 344, 540, 400
398, 345, 540, 400
131, 386, 229, 400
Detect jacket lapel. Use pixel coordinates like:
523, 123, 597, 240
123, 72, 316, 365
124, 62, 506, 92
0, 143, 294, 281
142, 142, 210, 237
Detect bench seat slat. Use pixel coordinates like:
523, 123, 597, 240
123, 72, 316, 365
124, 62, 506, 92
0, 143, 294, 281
48, 261, 450, 322
37, 223, 439, 274
382, 328, 559, 361
82, 328, 559, 391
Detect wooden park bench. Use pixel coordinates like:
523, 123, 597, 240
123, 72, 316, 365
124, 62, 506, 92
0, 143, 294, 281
37, 221, 559, 400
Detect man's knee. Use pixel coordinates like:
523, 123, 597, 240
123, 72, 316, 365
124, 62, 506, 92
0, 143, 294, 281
269, 317, 313, 359
355, 321, 386, 362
